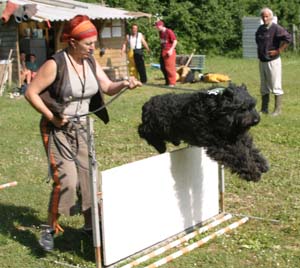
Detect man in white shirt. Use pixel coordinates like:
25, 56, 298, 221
122, 24, 150, 83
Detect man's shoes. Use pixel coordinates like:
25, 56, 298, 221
39, 225, 55, 251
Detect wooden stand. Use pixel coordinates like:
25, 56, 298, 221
0, 49, 13, 96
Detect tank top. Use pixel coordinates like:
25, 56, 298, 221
63, 52, 98, 117
129, 33, 142, 49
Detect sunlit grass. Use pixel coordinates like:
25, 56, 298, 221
0, 55, 299, 268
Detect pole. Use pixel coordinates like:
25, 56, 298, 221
120, 213, 233, 268
219, 164, 225, 213
87, 117, 102, 268
143, 217, 249, 268
185, 48, 196, 67
292, 24, 297, 52
0, 181, 17, 190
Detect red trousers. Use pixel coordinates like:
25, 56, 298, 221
160, 49, 177, 85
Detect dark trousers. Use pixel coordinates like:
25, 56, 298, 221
159, 55, 168, 85
134, 53, 147, 83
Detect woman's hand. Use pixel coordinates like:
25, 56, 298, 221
124, 76, 143, 88
50, 115, 69, 128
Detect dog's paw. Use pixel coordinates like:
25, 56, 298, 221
253, 154, 270, 173
259, 163, 269, 173
238, 170, 262, 182
171, 140, 181, 146
152, 142, 167, 154
258, 159, 270, 173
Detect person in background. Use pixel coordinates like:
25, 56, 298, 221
121, 24, 150, 83
26, 53, 39, 80
20, 51, 32, 87
155, 20, 177, 87
25, 15, 141, 251
255, 7, 291, 116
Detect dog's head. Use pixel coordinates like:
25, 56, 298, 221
206, 84, 260, 134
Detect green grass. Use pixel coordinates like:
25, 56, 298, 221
0, 55, 300, 268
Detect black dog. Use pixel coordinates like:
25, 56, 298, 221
138, 84, 269, 181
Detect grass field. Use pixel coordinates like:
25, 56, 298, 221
0, 55, 300, 268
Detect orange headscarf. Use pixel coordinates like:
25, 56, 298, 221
62, 19, 98, 42
71, 20, 98, 40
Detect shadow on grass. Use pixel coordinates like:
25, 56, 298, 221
54, 227, 95, 262
0, 203, 95, 262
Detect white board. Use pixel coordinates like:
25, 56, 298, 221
101, 146, 220, 266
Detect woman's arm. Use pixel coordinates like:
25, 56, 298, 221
95, 60, 142, 96
24, 59, 68, 127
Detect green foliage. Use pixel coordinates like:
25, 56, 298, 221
93, 0, 300, 56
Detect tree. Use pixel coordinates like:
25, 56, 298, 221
82, 0, 300, 56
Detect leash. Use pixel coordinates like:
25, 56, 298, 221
45, 86, 130, 182
143, 82, 197, 92
69, 86, 130, 120
144, 83, 229, 96
45, 120, 88, 183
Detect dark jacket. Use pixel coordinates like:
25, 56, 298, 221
40, 50, 109, 124
255, 23, 291, 62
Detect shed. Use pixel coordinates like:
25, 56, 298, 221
242, 17, 261, 58
242, 16, 277, 59
0, 0, 151, 86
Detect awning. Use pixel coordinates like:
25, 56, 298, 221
1, 0, 151, 24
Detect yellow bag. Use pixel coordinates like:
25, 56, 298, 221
202, 73, 231, 83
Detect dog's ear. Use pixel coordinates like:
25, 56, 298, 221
223, 83, 250, 101
240, 83, 248, 91
222, 87, 234, 99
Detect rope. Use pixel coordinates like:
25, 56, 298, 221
45, 120, 88, 182
45, 86, 129, 182
143, 82, 197, 92
232, 213, 280, 224
69, 86, 129, 120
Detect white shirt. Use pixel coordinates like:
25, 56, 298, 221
128, 33, 142, 49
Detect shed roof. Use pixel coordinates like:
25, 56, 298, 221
3, 0, 151, 22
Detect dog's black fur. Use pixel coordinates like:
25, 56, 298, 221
138, 84, 269, 181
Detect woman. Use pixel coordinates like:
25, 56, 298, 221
25, 15, 141, 251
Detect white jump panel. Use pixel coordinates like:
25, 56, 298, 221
101, 146, 219, 266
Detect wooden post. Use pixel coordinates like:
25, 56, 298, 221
87, 117, 102, 268
0, 49, 13, 96
143, 217, 249, 268
219, 165, 225, 213
184, 49, 196, 67
0, 181, 17, 190
292, 24, 297, 52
